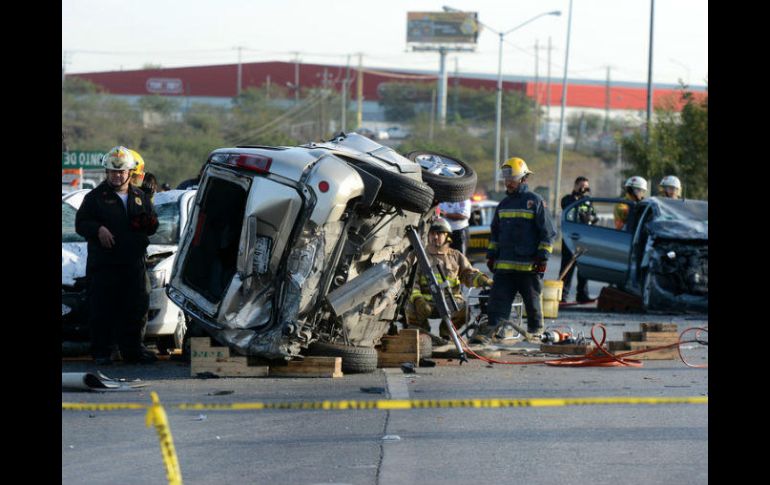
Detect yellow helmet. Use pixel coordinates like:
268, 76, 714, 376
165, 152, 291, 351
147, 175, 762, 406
128, 149, 145, 186
500, 157, 533, 181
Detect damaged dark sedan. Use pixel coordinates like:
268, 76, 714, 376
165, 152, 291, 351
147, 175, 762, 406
561, 196, 707, 313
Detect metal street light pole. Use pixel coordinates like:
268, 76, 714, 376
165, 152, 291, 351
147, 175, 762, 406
444, 7, 560, 191
553, 0, 573, 219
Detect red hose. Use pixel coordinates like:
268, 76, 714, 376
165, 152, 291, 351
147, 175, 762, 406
452, 323, 707, 368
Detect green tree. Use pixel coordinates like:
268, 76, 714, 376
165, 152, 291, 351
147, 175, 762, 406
621, 85, 707, 199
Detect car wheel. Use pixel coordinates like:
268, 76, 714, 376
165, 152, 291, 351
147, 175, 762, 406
352, 161, 435, 213
642, 271, 662, 312
405, 151, 478, 202
419, 333, 433, 359
307, 341, 379, 374
181, 318, 209, 363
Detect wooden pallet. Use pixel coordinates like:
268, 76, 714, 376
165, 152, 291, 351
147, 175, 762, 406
190, 337, 342, 378
539, 343, 594, 355
605, 323, 680, 360
377, 329, 420, 367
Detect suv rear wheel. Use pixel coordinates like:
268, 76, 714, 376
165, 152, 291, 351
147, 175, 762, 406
307, 341, 379, 374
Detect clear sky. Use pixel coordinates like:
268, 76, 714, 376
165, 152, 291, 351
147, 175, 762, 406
62, 0, 707, 88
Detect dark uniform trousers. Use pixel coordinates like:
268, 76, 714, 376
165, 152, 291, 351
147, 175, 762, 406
559, 242, 588, 300
88, 262, 151, 360
486, 271, 543, 333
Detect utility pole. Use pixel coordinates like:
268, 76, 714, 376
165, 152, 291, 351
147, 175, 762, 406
437, 47, 448, 129
546, 37, 553, 123
453, 57, 460, 122
554, 0, 573, 219
533, 39, 540, 152
429, 88, 436, 141
266, 75, 271, 101
236, 46, 243, 96
645, 0, 655, 145
604, 66, 611, 134
342, 54, 350, 132
293, 52, 301, 104
356, 53, 363, 129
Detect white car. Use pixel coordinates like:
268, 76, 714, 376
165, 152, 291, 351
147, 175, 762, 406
62, 189, 197, 352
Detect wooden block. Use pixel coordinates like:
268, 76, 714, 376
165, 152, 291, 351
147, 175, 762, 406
190, 337, 269, 377
607, 340, 631, 351
626, 341, 677, 350
641, 332, 680, 341
270, 356, 343, 378
611, 347, 679, 360
640, 323, 678, 332
540, 343, 593, 355
377, 351, 420, 367
381, 340, 419, 352
623, 331, 643, 342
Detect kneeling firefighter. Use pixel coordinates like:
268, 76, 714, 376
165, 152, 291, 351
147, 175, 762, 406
406, 218, 493, 340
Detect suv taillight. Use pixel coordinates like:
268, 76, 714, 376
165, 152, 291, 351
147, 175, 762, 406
229, 154, 272, 173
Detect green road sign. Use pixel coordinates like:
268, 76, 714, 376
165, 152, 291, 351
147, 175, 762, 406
62, 151, 105, 169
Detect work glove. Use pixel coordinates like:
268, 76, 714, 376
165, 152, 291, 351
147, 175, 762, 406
414, 297, 433, 317
486, 259, 496, 273
478, 274, 494, 288
533, 258, 548, 277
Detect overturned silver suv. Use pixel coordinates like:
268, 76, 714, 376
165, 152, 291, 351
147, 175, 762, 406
167, 133, 476, 371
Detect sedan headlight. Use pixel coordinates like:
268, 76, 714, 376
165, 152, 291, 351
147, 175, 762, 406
149, 269, 167, 289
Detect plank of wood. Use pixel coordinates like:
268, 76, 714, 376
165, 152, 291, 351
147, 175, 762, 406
381, 340, 419, 352
377, 351, 420, 367
626, 341, 678, 350
540, 343, 593, 355
640, 323, 678, 332
190, 337, 268, 377
623, 331, 643, 342
270, 357, 343, 378
606, 341, 631, 351
641, 332, 680, 341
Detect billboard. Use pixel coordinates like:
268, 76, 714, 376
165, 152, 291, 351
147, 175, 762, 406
407, 12, 479, 44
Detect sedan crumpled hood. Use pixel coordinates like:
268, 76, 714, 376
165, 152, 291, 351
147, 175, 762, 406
647, 220, 708, 241
62, 243, 178, 286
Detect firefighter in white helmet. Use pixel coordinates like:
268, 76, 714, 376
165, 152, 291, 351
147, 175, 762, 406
614, 176, 647, 230
659, 175, 682, 199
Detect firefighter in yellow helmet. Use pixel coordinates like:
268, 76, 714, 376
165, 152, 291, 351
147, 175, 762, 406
128, 149, 145, 188
614, 176, 647, 230
406, 217, 493, 342
475, 157, 556, 344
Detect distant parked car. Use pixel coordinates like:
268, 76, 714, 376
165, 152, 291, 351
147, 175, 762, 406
466, 199, 498, 263
62, 189, 197, 352
561, 196, 707, 312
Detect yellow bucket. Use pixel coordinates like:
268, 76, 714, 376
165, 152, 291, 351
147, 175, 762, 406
523, 279, 563, 319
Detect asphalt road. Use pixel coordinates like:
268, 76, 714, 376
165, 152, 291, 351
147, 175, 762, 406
62, 304, 708, 485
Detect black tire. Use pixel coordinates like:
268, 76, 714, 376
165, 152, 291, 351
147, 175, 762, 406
405, 151, 477, 202
307, 341, 379, 374
352, 161, 435, 214
181, 318, 209, 363
642, 271, 662, 312
419, 333, 433, 359
156, 336, 175, 356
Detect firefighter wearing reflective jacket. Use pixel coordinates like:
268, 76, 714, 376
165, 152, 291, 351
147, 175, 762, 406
75, 146, 159, 365
475, 157, 556, 344
406, 218, 493, 340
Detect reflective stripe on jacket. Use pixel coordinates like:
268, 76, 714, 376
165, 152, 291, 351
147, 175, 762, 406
486, 184, 555, 273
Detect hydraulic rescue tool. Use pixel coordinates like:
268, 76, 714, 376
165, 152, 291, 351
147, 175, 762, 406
406, 225, 468, 364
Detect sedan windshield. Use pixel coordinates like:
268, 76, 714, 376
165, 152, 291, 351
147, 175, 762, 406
62, 203, 85, 243
654, 197, 708, 223
149, 200, 181, 245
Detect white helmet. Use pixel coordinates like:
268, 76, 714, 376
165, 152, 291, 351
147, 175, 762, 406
624, 176, 648, 191
101, 146, 137, 171
659, 175, 681, 190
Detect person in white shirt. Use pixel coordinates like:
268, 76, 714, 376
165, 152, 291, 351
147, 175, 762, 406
438, 199, 471, 255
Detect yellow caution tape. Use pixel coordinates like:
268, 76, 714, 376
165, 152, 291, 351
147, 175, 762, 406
145, 392, 183, 485
63, 395, 707, 413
